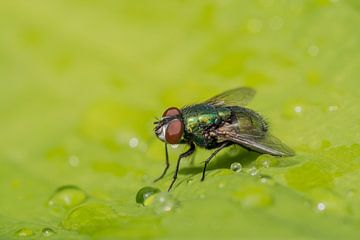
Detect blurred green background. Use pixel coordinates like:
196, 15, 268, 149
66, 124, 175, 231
1, 0, 360, 239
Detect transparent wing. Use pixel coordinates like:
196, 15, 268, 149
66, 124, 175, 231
204, 87, 256, 107
215, 123, 295, 157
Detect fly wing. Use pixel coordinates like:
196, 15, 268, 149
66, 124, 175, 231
215, 122, 295, 157
204, 87, 256, 107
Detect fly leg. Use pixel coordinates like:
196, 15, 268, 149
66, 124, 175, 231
168, 142, 196, 191
201, 142, 231, 181
154, 143, 170, 182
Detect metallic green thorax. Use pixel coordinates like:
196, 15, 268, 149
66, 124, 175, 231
180, 104, 269, 149
181, 104, 231, 148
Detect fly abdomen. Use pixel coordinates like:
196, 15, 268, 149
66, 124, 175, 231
229, 106, 268, 133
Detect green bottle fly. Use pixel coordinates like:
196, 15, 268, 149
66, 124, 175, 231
154, 87, 294, 191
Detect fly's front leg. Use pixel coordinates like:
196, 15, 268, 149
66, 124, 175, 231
201, 142, 231, 181
168, 142, 196, 191
154, 143, 169, 182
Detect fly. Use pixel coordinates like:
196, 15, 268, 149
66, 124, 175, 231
153, 87, 295, 191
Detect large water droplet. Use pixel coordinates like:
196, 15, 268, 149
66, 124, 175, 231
62, 203, 117, 233
136, 186, 160, 206
230, 162, 242, 173
42, 227, 56, 237
48, 185, 87, 210
15, 227, 34, 237
152, 192, 179, 214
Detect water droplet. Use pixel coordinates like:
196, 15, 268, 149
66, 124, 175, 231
68, 155, 80, 167
248, 167, 259, 176
129, 137, 139, 148
328, 105, 338, 112
62, 203, 117, 233
259, 175, 275, 186
247, 18, 263, 33
15, 227, 34, 237
152, 192, 179, 214
307, 45, 319, 57
230, 162, 242, 173
294, 105, 302, 113
260, 178, 267, 184
136, 186, 160, 206
170, 144, 179, 149
48, 185, 87, 210
42, 227, 56, 237
256, 156, 279, 168
186, 178, 194, 185
269, 16, 283, 30
317, 202, 326, 212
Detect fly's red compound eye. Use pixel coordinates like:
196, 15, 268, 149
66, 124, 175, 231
162, 107, 181, 117
165, 119, 184, 144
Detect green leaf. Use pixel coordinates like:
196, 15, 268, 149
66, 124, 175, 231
0, 0, 359, 239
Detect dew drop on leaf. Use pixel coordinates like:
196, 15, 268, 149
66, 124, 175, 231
230, 162, 242, 173
247, 167, 259, 176
186, 178, 194, 185
15, 227, 34, 237
48, 185, 87, 210
317, 202, 326, 212
42, 227, 56, 237
62, 203, 117, 233
256, 155, 280, 168
136, 186, 160, 205
152, 192, 179, 214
